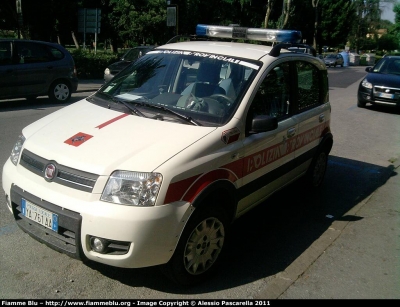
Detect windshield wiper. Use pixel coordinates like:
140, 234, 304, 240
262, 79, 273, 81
96, 92, 146, 117
113, 97, 147, 118
132, 98, 201, 126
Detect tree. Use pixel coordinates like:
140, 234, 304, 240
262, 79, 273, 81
311, 0, 319, 49
377, 33, 398, 52
349, 0, 382, 53
318, 0, 355, 52
390, 2, 400, 50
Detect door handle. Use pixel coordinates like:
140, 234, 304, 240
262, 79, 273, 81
319, 114, 325, 122
287, 127, 296, 138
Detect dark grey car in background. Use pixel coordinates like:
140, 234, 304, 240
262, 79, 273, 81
104, 45, 154, 83
0, 39, 78, 102
324, 53, 344, 67
357, 55, 400, 109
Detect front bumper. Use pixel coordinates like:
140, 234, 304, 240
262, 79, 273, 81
2, 158, 191, 268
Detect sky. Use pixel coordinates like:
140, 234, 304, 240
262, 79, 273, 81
380, 1, 397, 23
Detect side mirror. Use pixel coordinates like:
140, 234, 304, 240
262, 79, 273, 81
250, 114, 278, 134
365, 67, 372, 72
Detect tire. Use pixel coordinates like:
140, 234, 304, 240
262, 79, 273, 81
161, 205, 229, 286
304, 147, 330, 190
48, 80, 71, 102
357, 100, 366, 108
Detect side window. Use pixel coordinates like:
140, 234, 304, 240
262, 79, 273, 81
49, 46, 64, 60
16, 42, 54, 64
296, 61, 321, 111
251, 62, 291, 119
0, 41, 12, 65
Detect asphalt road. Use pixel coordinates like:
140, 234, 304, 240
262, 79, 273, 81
0, 66, 399, 299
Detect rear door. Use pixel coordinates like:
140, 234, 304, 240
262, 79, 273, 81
291, 59, 330, 170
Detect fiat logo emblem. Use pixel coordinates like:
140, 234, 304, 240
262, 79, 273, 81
44, 163, 57, 180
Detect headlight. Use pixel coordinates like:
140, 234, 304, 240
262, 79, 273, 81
361, 79, 373, 89
10, 134, 25, 166
104, 68, 110, 75
101, 170, 163, 206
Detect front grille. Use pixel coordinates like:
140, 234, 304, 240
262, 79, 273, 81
20, 149, 99, 192
10, 185, 84, 260
373, 86, 400, 104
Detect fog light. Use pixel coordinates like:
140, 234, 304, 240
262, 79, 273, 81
90, 236, 108, 253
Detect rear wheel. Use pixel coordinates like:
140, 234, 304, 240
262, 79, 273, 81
304, 147, 330, 190
49, 80, 71, 102
161, 205, 229, 286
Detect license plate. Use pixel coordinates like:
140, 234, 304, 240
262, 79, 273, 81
377, 92, 394, 99
21, 199, 58, 232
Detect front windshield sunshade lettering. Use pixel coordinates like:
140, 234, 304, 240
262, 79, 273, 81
64, 132, 93, 147
155, 50, 259, 69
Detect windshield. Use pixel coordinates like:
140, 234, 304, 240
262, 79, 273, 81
372, 58, 400, 75
325, 54, 336, 58
95, 49, 259, 126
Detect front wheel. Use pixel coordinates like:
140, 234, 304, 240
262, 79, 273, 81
161, 205, 229, 286
357, 100, 366, 108
49, 81, 71, 102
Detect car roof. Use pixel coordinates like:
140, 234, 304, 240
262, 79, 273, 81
384, 55, 400, 59
0, 38, 56, 44
0, 38, 67, 50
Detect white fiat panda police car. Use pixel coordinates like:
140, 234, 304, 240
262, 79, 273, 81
2, 24, 333, 286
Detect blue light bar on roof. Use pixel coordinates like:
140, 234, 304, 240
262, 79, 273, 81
196, 24, 302, 43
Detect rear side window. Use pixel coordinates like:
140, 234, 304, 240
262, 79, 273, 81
50, 47, 64, 59
296, 61, 322, 111
15, 42, 64, 64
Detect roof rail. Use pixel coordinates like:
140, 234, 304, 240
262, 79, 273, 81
269, 43, 316, 57
165, 35, 194, 44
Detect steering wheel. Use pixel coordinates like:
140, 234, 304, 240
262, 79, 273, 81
209, 94, 235, 106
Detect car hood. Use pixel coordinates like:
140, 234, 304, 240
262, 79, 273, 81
22, 99, 216, 176
365, 72, 400, 87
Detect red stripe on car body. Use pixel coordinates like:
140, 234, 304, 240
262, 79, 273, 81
163, 121, 330, 204
96, 113, 129, 129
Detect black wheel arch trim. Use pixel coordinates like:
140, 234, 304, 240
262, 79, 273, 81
190, 179, 238, 223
